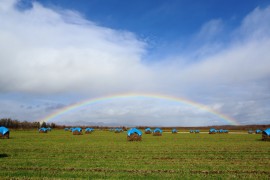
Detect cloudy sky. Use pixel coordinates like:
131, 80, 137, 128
0, 0, 270, 126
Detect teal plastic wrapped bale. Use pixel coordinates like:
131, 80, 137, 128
172, 128, 178, 134
145, 128, 152, 134
39, 127, 48, 133
72, 127, 82, 135
262, 128, 270, 141
114, 128, 123, 133
223, 129, 229, 133
47, 127, 52, 131
0, 126, 9, 139
190, 130, 194, 133
153, 128, 162, 136
85, 128, 94, 134
127, 128, 142, 141
64, 128, 69, 131
195, 130, 200, 133
209, 128, 216, 134
255, 129, 262, 134
219, 129, 224, 133
248, 130, 254, 134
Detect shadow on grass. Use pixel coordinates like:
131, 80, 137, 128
0, 154, 8, 158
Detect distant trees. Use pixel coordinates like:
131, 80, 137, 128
0, 118, 54, 129
40, 121, 47, 128
50, 123, 56, 128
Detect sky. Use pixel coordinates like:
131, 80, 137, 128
0, 0, 270, 126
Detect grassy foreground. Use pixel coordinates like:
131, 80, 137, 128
0, 130, 269, 179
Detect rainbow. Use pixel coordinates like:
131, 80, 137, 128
38, 92, 239, 125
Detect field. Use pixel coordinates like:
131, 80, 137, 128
0, 129, 270, 179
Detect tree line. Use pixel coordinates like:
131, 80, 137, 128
0, 118, 56, 129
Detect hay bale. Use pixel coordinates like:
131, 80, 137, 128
0, 132, 9, 139
172, 129, 177, 134
262, 129, 270, 141
262, 134, 270, 141
0, 127, 9, 139
127, 133, 142, 141
145, 128, 152, 134
72, 131, 82, 135
153, 128, 162, 136
153, 132, 162, 136
256, 130, 262, 134
209, 128, 216, 134
114, 128, 123, 133
39, 127, 48, 133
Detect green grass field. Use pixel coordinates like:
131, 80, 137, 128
0, 130, 269, 179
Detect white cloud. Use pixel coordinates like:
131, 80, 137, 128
237, 6, 270, 40
0, 0, 152, 94
195, 19, 224, 42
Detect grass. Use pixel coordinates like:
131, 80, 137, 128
0, 129, 269, 179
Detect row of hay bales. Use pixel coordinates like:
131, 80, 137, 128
114, 128, 123, 133
190, 130, 200, 133
209, 128, 229, 134
64, 127, 95, 135
248, 129, 263, 134
127, 128, 164, 141
107, 128, 124, 133
248, 128, 270, 141
144, 128, 163, 136
38, 127, 52, 133
0, 126, 9, 139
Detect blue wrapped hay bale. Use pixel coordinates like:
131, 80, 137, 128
224, 130, 229, 133
172, 128, 178, 134
145, 128, 152, 134
262, 128, 270, 141
0, 126, 9, 139
114, 128, 123, 133
39, 127, 48, 133
209, 128, 216, 134
85, 128, 94, 134
72, 127, 82, 135
153, 128, 162, 136
255, 129, 262, 134
194, 130, 200, 133
127, 128, 142, 141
